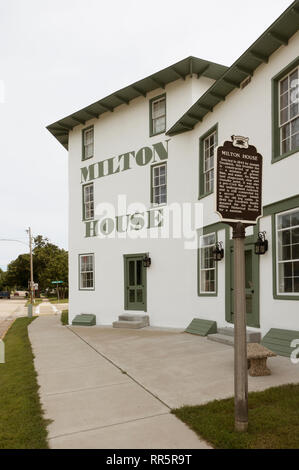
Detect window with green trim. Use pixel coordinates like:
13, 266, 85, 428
82, 126, 94, 160
79, 254, 94, 290
272, 59, 299, 162
150, 95, 166, 136
199, 124, 218, 199
82, 183, 94, 220
276, 207, 299, 295
199, 233, 216, 294
151, 163, 167, 205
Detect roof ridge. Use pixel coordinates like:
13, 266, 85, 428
166, 0, 299, 136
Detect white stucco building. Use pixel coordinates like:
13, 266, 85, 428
47, 2, 299, 342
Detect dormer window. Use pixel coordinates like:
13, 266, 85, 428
150, 95, 166, 136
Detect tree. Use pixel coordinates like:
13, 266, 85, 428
5, 254, 31, 289
4, 235, 68, 293
0, 268, 8, 291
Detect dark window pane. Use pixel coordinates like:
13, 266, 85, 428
280, 77, 288, 93
129, 261, 135, 285
136, 289, 143, 303
284, 262, 293, 277
281, 214, 291, 228
291, 133, 299, 150
284, 277, 293, 292
283, 245, 291, 260
136, 261, 142, 285
294, 278, 299, 293
129, 289, 135, 303
292, 244, 299, 259
282, 230, 291, 245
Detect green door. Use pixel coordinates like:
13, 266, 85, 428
124, 254, 147, 311
229, 242, 259, 328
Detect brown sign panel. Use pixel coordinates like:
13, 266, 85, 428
215, 138, 263, 224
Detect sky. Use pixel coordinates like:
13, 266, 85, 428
0, 0, 294, 270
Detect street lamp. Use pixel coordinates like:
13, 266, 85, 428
254, 232, 268, 255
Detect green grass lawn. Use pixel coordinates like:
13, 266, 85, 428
48, 297, 68, 304
61, 309, 68, 325
173, 384, 299, 449
0, 317, 50, 449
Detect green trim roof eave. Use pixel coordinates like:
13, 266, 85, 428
46, 56, 228, 150
166, 0, 299, 137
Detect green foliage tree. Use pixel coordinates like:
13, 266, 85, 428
0, 268, 8, 291
4, 236, 68, 294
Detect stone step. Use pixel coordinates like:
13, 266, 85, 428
113, 320, 147, 329
218, 327, 261, 343
118, 314, 149, 325
207, 333, 234, 347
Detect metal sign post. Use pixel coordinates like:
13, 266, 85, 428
51, 281, 63, 303
215, 136, 263, 432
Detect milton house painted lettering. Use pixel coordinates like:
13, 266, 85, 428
81, 140, 170, 183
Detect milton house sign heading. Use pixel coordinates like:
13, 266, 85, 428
81, 140, 170, 184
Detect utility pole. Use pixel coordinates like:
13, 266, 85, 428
27, 227, 34, 317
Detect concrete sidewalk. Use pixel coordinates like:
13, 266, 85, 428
28, 316, 209, 449
70, 324, 299, 409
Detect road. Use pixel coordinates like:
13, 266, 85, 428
0, 299, 27, 321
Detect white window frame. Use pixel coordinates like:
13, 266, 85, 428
199, 233, 216, 294
79, 254, 94, 290
278, 65, 299, 156
83, 183, 94, 220
276, 207, 299, 296
152, 163, 167, 206
151, 96, 166, 135
82, 126, 94, 160
203, 131, 216, 194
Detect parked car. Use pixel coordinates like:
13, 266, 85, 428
0, 291, 10, 299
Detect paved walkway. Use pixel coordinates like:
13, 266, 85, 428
70, 324, 299, 409
28, 316, 209, 449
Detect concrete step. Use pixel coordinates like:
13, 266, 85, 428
207, 333, 234, 347
118, 314, 149, 325
218, 327, 261, 343
113, 320, 147, 329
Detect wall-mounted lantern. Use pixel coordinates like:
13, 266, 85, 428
254, 231, 268, 255
213, 242, 224, 261
143, 255, 151, 268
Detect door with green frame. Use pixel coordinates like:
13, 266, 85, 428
124, 254, 147, 311
229, 238, 260, 328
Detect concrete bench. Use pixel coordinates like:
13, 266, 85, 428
247, 343, 277, 377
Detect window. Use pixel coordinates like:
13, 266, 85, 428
279, 66, 299, 155
272, 59, 299, 162
199, 233, 216, 294
276, 208, 299, 295
82, 126, 94, 160
79, 254, 94, 290
151, 163, 167, 205
199, 124, 218, 199
150, 95, 166, 136
82, 183, 94, 220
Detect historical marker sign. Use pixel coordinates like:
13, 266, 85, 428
215, 136, 263, 224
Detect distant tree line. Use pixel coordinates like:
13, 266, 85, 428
0, 235, 68, 297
